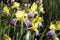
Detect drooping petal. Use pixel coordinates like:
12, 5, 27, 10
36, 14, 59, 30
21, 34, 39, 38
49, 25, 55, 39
24, 20, 32, 28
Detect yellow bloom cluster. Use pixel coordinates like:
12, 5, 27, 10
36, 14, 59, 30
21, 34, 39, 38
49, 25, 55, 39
4, 34, 11, 40
49, 21, 60, 40
15, 2, 44, 31
49, 20, 60, 31
30, 16, 43, 31
2, 0, 60, 40
28, 2, 44, 14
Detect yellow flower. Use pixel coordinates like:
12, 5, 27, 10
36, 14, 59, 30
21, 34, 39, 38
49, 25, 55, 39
39, 6, 44, 13
29, 2, 37, 13
31, 22, 39, 31
3, 6, 10, 13
15, 10, 28, 21
28, 16, 43, 31
12, 2, 20, 8
55, 20, 60, 30
32, 16, 43, 24
49, 22, 56, 30
53, 36, 59, 40
4, 34, 11, 40
15, 10, 24, 20
49, 21, 60, 31
32, 16, 39, 23
30, 17, 41, 31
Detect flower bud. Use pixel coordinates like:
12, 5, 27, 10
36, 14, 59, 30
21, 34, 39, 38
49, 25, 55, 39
28, 12, 34, 18
48, 30, 55, 39
9, 18, 17, 26
38, 22, 43, 28
11, 0, 15, 3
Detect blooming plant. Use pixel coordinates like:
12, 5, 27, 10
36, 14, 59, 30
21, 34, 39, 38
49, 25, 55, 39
0, 0, 60, 40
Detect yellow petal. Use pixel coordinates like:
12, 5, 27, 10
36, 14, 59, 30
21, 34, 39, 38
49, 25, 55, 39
39, 6, 44, 12
53, 37, 59, 40
30, 2, 37, 13
3, 6, 10, 13
31, 22, 38, 31
38, 16, 43, 22
49, 22, 56, 30
55, 20, 60, 30
4, 34, 11, 40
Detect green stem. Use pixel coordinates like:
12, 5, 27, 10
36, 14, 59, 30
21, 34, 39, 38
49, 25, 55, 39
40, 28, 46, 40
20, 19, 23, 39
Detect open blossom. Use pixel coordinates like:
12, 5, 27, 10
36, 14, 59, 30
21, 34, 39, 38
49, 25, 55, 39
29, 2, 37, 13
30, 22, 39, 31
15, 10, 24, 20
32, 16, 43, 24
24, 17, 42, 31
12, 2, 20, 9
3, 5, 10, 13
30, 19, 39, 31
27, 16, 43, 31
15, 10, 28, 21
49, 22, 56, 30
3, 5, 10, 16
49, 21, 60, 31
